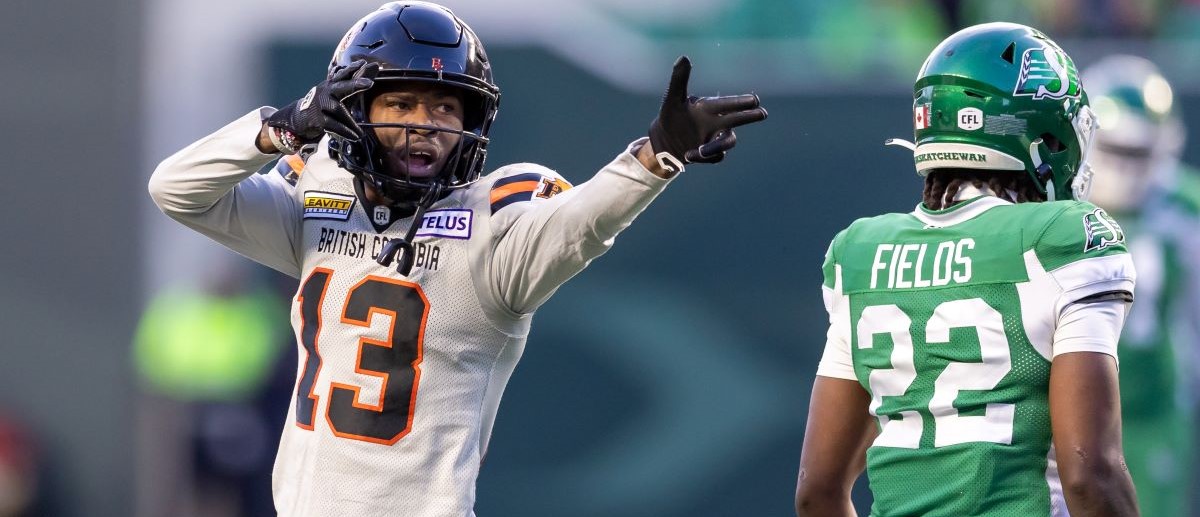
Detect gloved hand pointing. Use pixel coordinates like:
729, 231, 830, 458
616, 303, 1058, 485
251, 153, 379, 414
647, 56, 768, 173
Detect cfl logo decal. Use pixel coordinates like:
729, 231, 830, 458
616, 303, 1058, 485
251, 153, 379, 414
957, 108, 983, 131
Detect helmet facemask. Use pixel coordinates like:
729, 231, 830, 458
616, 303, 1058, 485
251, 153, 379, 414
335, 76, 497, 207
336, 78, 496, 275
1066, 103, 1098, 201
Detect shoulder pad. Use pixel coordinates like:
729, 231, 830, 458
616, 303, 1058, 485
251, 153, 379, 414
822, 228, 851, 289
273, 153, 308, 186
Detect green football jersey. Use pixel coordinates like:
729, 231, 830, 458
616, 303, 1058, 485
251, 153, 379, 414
818, 196, 1134, 517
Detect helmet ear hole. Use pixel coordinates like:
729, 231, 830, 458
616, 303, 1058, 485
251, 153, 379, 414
1001, 42, 1016, 64
1039, 133, 1066, 153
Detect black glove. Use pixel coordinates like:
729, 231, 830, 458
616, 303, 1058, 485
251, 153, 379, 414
265, 60, 379, 154
648, 56, 767, 172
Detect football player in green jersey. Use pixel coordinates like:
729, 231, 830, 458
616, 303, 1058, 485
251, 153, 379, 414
795, 23, 1140, 516
1084, 55, 1200, 517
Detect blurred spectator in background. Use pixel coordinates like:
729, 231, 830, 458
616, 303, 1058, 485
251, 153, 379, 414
1084, 54, 1200, 517
135, 265, 288, 517
954, 0, 1163, 36
0, 414, 37, 517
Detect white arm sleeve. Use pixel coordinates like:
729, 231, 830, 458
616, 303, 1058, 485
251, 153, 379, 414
816, 265, 857, 380
491, 138, 672, 314
148, 108, 303, 278
1051, 299, 1128, 359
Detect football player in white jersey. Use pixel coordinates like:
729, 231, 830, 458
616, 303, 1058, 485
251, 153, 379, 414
148, 2, 766, 516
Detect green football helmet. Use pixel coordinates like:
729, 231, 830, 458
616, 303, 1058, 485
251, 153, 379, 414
891, 22, 1099, 201
1083, 55, 1184, 212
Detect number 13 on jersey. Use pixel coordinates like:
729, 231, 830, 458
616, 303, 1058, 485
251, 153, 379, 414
295, 268, 430, 445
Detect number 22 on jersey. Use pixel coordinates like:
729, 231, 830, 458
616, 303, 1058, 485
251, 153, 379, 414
858, 297, 1014, 448
295, 268, 429, 445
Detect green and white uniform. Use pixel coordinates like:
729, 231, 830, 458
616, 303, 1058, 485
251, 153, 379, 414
817, 193, 1135, 516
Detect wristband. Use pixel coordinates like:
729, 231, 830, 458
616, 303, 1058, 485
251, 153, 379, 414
655, 151, 685, 175
268, 126, 302, 155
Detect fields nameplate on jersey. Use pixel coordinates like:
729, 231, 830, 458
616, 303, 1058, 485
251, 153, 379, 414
841, 231, 1025, 293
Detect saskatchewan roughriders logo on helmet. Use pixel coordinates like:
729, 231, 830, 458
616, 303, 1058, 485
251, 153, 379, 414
1013, 46, 1081, 100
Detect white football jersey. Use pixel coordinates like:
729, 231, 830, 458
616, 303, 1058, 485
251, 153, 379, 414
149, 109, 673, 516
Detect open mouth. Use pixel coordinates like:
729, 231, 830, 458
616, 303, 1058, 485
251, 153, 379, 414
393, 146, 440, 178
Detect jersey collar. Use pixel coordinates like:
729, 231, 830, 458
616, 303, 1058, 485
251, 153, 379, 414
912, 188, 1012, 228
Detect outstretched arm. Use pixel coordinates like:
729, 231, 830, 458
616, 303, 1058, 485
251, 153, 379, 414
491, 56, 767, 313
795, 376, 874, 517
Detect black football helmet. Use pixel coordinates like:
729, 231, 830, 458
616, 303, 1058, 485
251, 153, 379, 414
327, 1, 500, 203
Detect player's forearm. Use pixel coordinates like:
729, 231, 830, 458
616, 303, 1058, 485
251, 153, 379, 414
149, 109, 280, 215
794, 485, 857, 517
497, 139, 673, 312
546, 140, 672, 244
1060, 459, 1139, 517
1049, 351, 1139, 517
633, 139, 672, 178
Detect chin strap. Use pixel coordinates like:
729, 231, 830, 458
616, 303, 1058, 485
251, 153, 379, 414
884, 138, 916, 150
375, 183, 446, 276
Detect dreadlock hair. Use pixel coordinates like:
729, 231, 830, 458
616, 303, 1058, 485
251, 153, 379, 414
922, 168, 1046, 210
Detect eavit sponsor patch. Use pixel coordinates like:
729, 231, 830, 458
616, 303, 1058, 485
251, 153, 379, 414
415, 209, 473, 240
303, 191, 356, 220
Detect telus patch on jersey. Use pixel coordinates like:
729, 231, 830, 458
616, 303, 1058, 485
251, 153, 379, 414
415, 209, 473, 240
303, 191, 356, 220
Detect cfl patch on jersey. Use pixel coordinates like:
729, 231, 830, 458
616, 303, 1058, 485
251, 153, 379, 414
303, 191, 356, 220
415, 209, 473, 240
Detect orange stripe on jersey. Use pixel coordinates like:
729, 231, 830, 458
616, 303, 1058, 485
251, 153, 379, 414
488, 181, 539, 204
284, 154, 307, 173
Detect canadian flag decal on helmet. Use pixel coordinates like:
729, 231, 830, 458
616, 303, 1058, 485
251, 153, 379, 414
914, 104, 931, 129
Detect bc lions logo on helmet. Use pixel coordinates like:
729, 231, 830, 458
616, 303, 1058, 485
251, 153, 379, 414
1014, 46, 1081, 100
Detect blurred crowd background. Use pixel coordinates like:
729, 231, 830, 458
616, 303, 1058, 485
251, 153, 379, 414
4, 0, 1200, 515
